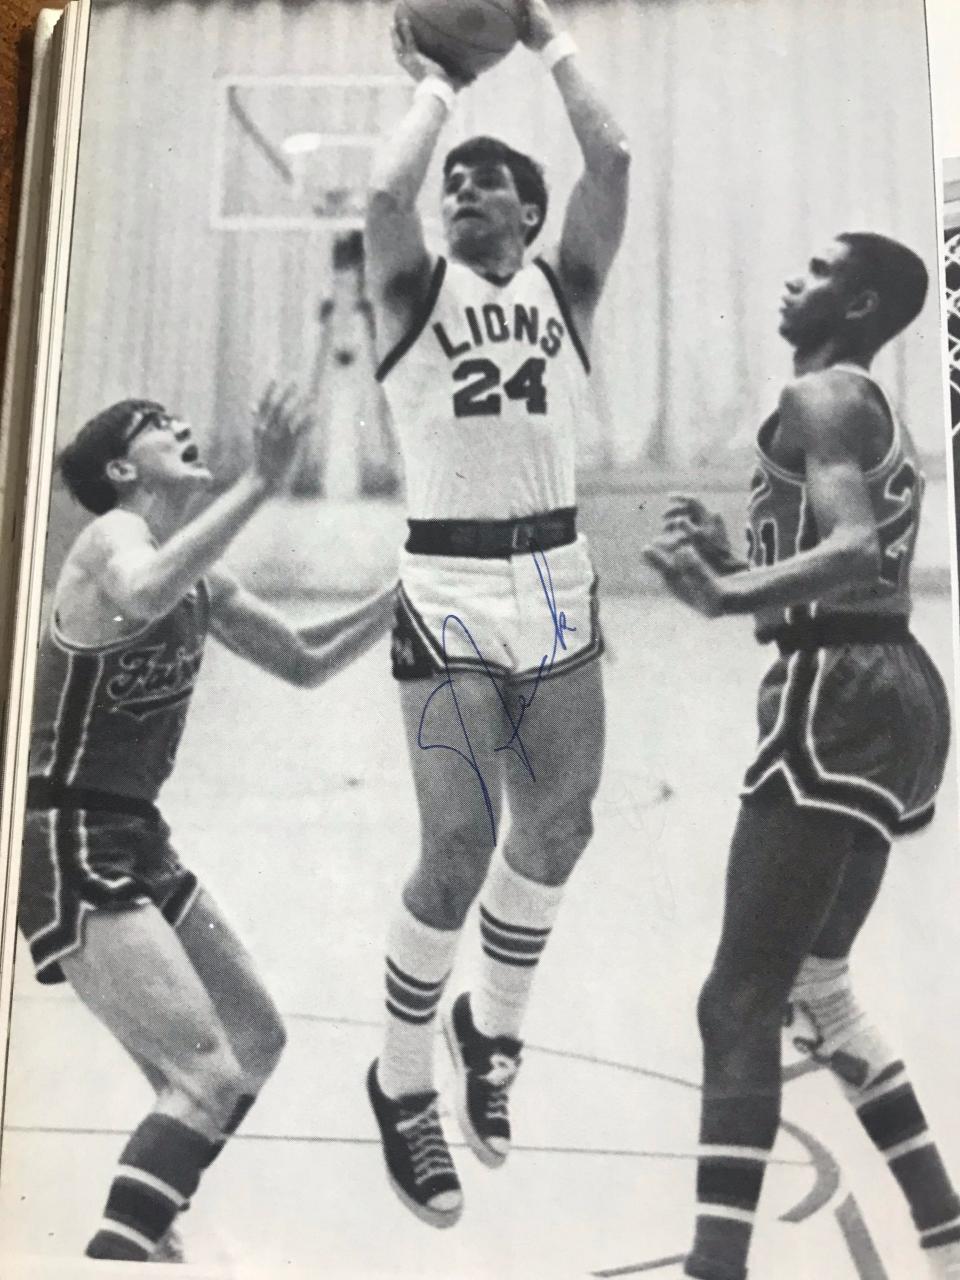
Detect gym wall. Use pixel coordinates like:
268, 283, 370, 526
42, 0, 947, 593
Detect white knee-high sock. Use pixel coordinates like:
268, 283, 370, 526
472, 851, 565, 1041
378, 905, 460, 1100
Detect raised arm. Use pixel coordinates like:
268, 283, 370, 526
207, 569, 396, 688
94, 385, 310, 623
645, 376, 882, 617
365, 16, 466, 331
519, 0, 631, 317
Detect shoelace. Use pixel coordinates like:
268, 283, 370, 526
397, 1100, 456, 1186
475, 1051, 520, 1120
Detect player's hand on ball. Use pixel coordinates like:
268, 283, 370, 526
517, 0, 559, 51
643, 535, 725, 618
252, 381, 313, 492
391, 11, 471, 89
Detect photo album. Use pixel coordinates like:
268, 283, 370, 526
1, 1, 959, 1277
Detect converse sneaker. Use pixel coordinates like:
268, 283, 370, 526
366, 1060, 463, 1228
442, 992, 521, 1168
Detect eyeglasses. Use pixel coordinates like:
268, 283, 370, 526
121, 408, 174, 451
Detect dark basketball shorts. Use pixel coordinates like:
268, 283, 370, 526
390, 535, 603, 683
18, 802, 199, 984
741, 639, 950, 842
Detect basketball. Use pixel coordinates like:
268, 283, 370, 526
399, 0, 522, 82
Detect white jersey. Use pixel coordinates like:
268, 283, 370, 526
376, 256, 591, 520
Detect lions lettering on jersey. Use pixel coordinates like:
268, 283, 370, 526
432, 301, 567, 420
745, 370, 923, 639
377, 256, 592, 520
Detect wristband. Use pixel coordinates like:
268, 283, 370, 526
415, 76, 455, 112
540, 33, 578, 71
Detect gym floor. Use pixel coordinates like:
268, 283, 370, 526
1, 592, 958, 1279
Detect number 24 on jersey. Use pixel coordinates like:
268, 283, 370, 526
453, 356, 548, 418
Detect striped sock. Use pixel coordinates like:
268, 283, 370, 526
686, 1094, 778, 1280
200, 1091, 256, 1170
472, 852, 564, 1041
847, 1066, 960, 1248
377, 905, 459, 1100
85, 1114, 215, 1260
791, 957, 960, 1252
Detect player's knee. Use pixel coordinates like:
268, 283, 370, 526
553, 797, 594, 855
244, 1009, 287, 1085
175, 1033, 247, 1128
697, 971, 783, 1054
412, 824, 493, 926
788, 956, 891, 1097
524, 795, 594, 878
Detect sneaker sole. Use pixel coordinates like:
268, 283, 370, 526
441, 1009, 508, 1170
385, 1167, 464, 1230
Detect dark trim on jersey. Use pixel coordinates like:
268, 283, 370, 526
51, 577, 211, 656
375, 256, 448, 383
48, 653, 103, 786
52, 613, 155, 656
532, 256, 591, 374
742, 651, 931, 839
512, 572, 603, 683
397, 581, 509, 678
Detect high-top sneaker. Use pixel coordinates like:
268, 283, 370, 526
442, 992, 522, 1169
366, 1060, 463, 1228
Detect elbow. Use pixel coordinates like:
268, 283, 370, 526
592, 134, 631, 180
840, 529, 881, 580
289, 654, 324, 689
610, 136, 632, 171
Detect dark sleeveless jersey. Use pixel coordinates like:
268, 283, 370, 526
746, 368, 922, 641
29, 580, 210, 802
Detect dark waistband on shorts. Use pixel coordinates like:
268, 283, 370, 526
27, 776, 161, 823
767, 613, 912, 655
405, 507, 577, 559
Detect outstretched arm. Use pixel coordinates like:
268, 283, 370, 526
519, 0, 631, 313
645, 378, 882, 617
92, 385, 311, 624
365, 16, 467, 323
208, 569, 396, 688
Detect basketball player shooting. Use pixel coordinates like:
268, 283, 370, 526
363, 0, 630, 1229
645, 234, 960, 1280
18, 386, 395, 1262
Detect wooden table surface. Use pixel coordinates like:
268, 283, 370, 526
1, 0, 66, 370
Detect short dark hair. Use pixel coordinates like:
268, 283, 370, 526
59, 398, 165, 515
443, 136, 548, 246
836, 232, 929, 345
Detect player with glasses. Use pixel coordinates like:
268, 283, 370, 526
18, 383, 396, 1262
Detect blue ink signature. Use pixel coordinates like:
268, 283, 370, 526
417, 544, 578, 845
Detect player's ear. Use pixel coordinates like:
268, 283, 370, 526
845, 288, 880, 324
105, 457, 137, 487
521, 203, 540, 232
